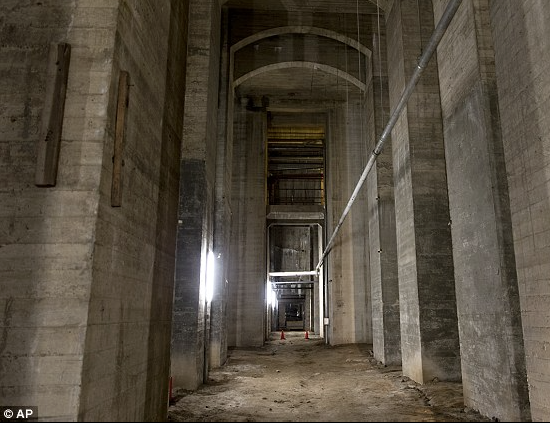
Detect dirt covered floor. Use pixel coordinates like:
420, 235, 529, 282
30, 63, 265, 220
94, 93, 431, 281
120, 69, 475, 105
168, 332, 492, 422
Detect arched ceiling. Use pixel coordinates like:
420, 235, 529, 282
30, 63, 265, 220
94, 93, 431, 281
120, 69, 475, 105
226, 0, 383, 110
222, 0, 388, 13
223, 0, 386, 208
235, 64, 364, 105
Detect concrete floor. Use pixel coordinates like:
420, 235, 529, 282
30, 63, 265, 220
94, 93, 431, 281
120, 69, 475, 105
168, 332, 492, 422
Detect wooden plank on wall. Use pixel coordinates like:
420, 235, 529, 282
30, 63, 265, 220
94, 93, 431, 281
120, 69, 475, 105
111, 70, 130, 207
35, 43, 71, 187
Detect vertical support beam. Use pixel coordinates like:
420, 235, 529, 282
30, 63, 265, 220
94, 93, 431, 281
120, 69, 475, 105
35, 43, 71, 187
111, 70, 129, 207
324, 95, 371, 345
210, 8, 231, 368
367, 13, 401, 366
171, 0, 221, 390
227, 104, 267, 347
317, 224, 325, 338
490, 1, 550, 420
387, 0, 461, 383
436, 0, 531, 420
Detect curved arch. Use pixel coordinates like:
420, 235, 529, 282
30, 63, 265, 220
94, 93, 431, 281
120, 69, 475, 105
230, 26, 371, 59
233, 61, 366, 92
220, 0, 387, 11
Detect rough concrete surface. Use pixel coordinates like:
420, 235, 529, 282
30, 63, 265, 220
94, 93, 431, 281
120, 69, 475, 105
168, 332, 491, 422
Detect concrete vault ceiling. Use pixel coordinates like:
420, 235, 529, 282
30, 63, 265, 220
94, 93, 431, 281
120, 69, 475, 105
226, 0, 380, 109
226, 0, 381, 189
235, 66, 363, 105
222, 0, 387, 13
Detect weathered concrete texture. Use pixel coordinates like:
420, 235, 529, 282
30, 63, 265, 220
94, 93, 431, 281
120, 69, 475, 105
0, 1, 117, 420
434, 0, 531, 421
79, 0, 186, 421
181, 0, 221, 162
325, 94, 371, 345
171, 0, 220, 389
490, 0, 550, 421
270, 226, 312, 274
387, 0, 461, 384
210, 8, 232, 369
171, 159, 208, 391
366, 13, 401, 367
143, 0, 189, 419
227, 104, 267, 347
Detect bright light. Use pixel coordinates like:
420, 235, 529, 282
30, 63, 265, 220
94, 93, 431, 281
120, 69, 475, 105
206, 251, 216, 303
267, 285, 277, 307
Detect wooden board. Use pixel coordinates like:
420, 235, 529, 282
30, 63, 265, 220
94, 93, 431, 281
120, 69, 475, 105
111, 70, 130, 207
35, 43, 71, 187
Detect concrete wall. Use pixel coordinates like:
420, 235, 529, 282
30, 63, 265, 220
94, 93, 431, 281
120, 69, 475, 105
433, 0, 531, 420
171, 0, 220, 390
325, 93, 371, 345
227, 101, 267, 347
0, 2, 117, 420
0, 0, 188, 421
270, 226, 312, 274
490, 1, 550, 421
386, 0, 461, 384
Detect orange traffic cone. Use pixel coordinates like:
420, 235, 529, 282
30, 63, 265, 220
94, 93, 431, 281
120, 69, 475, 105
280, 330, 285, 340
305, 331, 309, 340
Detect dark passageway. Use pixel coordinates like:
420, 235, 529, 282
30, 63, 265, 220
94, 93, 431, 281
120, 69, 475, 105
1, 1, 549, 421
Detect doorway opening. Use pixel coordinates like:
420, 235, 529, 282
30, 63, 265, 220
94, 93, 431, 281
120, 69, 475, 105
264, 117, 327, 339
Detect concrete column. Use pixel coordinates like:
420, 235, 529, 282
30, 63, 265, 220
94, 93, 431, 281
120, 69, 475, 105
1, 1, 188, 420
227, 100, 267, 347
386, 0, 461, 383
209, 8, 231, 369
0, 2, 119, 419
366, 15, 401, 366
143, 0, 189, 419
171, 0, 220, 390
325, 93, 371, 345
490, 1, 550, 421
433, 0, 531, 420
311, 224, 321, 335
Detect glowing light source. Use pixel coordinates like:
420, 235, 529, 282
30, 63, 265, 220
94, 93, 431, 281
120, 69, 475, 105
267, 284, 277, 307
206, 251, 216, 303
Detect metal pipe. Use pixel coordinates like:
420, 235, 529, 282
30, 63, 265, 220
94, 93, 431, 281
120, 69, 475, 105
269, 270, 318, 278
315, 0, 462, 273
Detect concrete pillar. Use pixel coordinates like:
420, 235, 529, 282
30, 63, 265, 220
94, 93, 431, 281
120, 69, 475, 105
366, 14, 401, 366
1, 1, 188, 420
171, 0, 220, 390
0, 2, 118, 419
325, 93, 371, 345
386, 0, 461, 383
209, 8, 231, 369
143, 0, 189, 419
490, 1, 550, 421
227, 100, 267, 347
433, 0, 531, 420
